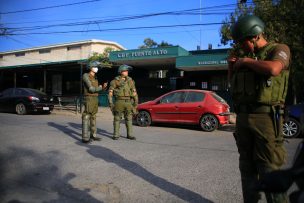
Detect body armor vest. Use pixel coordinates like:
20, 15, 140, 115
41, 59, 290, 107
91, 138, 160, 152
231, 43, 289, 106
83, 73, 99, 96
113, 76, 135, 98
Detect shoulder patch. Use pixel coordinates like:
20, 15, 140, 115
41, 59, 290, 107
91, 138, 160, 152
278, 51, 288, 60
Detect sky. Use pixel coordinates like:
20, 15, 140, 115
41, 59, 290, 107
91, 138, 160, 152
0, 0, 239, 52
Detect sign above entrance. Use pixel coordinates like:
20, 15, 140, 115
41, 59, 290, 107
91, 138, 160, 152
176, 53, 228, 71
117, 49, 169, 58
110, 46, 189, 62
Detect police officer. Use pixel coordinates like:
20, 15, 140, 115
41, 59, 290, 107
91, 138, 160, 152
229, 15, 291, 203
108, 64, 138, 140
82, 61, 107, 143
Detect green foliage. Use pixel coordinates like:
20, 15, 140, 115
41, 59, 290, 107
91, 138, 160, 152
220, 0, 304, 102
138, 38, 174, 49
88, 47, 114, 68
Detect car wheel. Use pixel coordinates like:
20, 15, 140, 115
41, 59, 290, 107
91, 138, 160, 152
136, 111, 152, 127
200, 114, 218, 132
16, 103, 27, 115
283, 118, 301, 138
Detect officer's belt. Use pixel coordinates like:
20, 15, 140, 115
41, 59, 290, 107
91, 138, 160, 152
237, 104, 284, 114
116, 96, 131, 100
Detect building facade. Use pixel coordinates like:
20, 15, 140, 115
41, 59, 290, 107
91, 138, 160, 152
1, 39, 232, 106
0, 39, 125, 96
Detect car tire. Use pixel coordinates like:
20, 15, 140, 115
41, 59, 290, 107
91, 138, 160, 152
283, 118, 301, 138
136, 111, 152, 127
200, 114, 218, 132
16, 103, 27, 115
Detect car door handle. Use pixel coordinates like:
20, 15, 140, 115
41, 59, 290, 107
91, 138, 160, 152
197, 105, 202, 108
175, 106, 179, 109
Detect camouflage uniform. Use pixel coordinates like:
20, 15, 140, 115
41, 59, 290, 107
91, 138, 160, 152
230, 16, 291, 203
108, 65, 138, 140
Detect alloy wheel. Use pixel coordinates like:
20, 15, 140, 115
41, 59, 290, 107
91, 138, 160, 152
200, 114, 218, 132
136, 111, 152, 127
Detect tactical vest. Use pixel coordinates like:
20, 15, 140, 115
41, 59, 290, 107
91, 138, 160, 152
231, 43, 289, 106
83, 73, 99, 96
112, 76, 135, 98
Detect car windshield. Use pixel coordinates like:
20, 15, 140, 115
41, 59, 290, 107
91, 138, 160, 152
211, 93, 227, 104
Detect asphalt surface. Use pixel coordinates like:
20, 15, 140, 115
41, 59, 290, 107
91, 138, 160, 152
0, 107, 301, 203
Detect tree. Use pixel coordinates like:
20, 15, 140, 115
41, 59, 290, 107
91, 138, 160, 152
138, 38, 174, 49
88, 46, 114, 68
220, 0, 304, 103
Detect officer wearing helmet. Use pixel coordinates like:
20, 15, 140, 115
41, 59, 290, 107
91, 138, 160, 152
82, 61, 108, 143
108, 64, 138, 140
228, 15, 290, 203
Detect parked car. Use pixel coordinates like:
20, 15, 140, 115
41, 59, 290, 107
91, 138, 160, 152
0, 88, 54, 115
283, 102, 304, 138
135, 89, 231, 132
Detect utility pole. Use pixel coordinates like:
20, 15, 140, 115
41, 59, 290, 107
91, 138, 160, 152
199, 0, 202, 50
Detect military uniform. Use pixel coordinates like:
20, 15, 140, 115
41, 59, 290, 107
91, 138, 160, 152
230, 16, 291, 203
108, 66, 138, 140
82, 72, 103, 143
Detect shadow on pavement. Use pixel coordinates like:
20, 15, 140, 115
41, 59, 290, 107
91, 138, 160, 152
48, 122, 213, 203
0, 147, 102, 203
68, 122, 113, 139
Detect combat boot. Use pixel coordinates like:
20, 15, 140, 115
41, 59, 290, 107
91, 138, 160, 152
113, 120, 120, 140
82, 114, 91, 143
90, 115, 101, 141
126, 120, 136, 140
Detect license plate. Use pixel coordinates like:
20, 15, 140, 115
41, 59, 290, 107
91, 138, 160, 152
43, 107, 49, 110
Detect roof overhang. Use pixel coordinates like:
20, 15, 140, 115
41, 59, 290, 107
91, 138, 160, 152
109, 46, 189, 68
0, 59, 86, 70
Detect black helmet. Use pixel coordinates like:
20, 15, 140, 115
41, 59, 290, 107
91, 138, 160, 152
118, 64, 132, 73
231, 15, 265, 42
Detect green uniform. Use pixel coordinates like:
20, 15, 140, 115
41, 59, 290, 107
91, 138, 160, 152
231, 43, 290, 203
82, 72, 102, 142
108, 75, 138, 139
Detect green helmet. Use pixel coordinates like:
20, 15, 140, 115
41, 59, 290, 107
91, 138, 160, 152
118, 64, 132, 73
231, 15, 265, 42
88, 61, 100, 69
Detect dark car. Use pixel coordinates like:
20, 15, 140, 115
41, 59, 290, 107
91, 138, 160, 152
0, 88, 54, 115
135, 89, 231, 132
283, 103, 304, 138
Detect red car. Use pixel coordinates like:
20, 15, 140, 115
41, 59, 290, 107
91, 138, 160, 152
135, 89, 230, 131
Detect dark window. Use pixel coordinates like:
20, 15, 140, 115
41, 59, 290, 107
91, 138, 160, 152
212, 93, 227, 104
67, 45, 81, 51
0, 55, 3, 59
15, 52, 25, 57
39, 49, 51, 54
185, 92, 205, 103
160, 92, 186, 104
1, 88, 13, 97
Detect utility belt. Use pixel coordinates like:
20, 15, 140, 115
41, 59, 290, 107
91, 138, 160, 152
115, 96, 131, 102
235, 104, 284, 114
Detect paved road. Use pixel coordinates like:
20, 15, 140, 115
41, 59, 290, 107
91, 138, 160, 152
0, 108, 301, 203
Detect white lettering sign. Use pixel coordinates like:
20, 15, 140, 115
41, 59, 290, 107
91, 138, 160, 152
197, 60, 227, 65
117, 49, 168, 58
